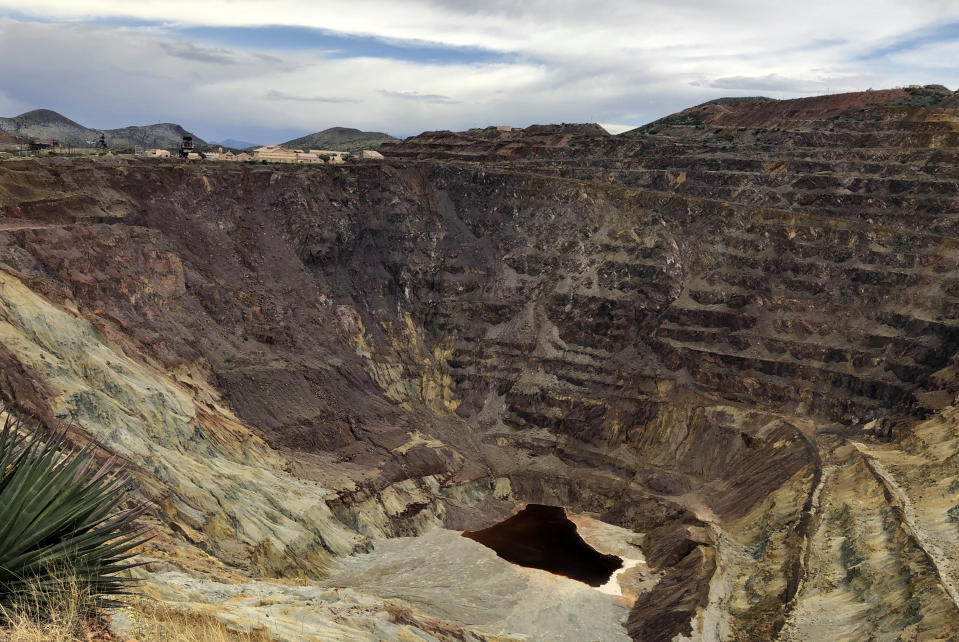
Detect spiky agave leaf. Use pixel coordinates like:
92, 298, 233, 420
0, 407, 149, 612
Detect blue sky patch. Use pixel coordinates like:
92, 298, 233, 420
857, 20, 959, 60
0, 10, 512, 65
173, 24, 508, 65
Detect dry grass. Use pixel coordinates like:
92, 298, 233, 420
120, 599, 272, 642
0, 573, 96, 642
0, 575, 271, 642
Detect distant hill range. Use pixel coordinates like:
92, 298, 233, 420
211, 138, 260, 150
279, 127, 397, 154
0, 109, 206, 149
623, 85, 955, 135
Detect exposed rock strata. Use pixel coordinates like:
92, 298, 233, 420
0, 88, 958, 639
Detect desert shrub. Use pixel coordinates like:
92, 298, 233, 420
884, 85, 950, 107
884, 94, 945, 107
0, 407, 146, 617
659, 113, 703, 127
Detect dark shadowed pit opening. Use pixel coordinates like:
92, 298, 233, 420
462, 504, 622, 586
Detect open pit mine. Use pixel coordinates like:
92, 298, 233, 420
2, 86, 959, 641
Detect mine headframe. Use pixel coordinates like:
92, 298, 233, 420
178, 135, 195, 158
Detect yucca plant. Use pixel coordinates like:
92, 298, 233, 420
0, 407, 147, 616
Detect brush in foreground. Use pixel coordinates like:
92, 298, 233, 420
0, 572, 101, 641
0, 406, 147, 615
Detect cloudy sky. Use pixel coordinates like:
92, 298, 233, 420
0, 1, 957, 143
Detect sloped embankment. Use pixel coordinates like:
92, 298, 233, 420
1, 87, 959, 639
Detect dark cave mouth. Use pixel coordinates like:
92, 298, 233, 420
462, 503, 623, 587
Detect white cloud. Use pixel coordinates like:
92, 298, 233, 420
0, 2, 956, 141
5, 0, 954, 63
884, 39, 959, 73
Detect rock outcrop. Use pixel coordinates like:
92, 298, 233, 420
0, 87, 958, 639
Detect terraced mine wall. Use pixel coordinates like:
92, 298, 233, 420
1, 88, 959, 639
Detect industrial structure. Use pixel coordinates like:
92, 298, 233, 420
247, 146, 364, 164
178, 135, 195, 158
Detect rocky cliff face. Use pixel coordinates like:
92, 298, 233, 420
1, 88, 958, 640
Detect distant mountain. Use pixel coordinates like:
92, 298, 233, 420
105, 123, 204, 149
212, 139, 260, 150
0, 109, 91, 145
0, 109, 206, 149
279, 127, 397, 154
